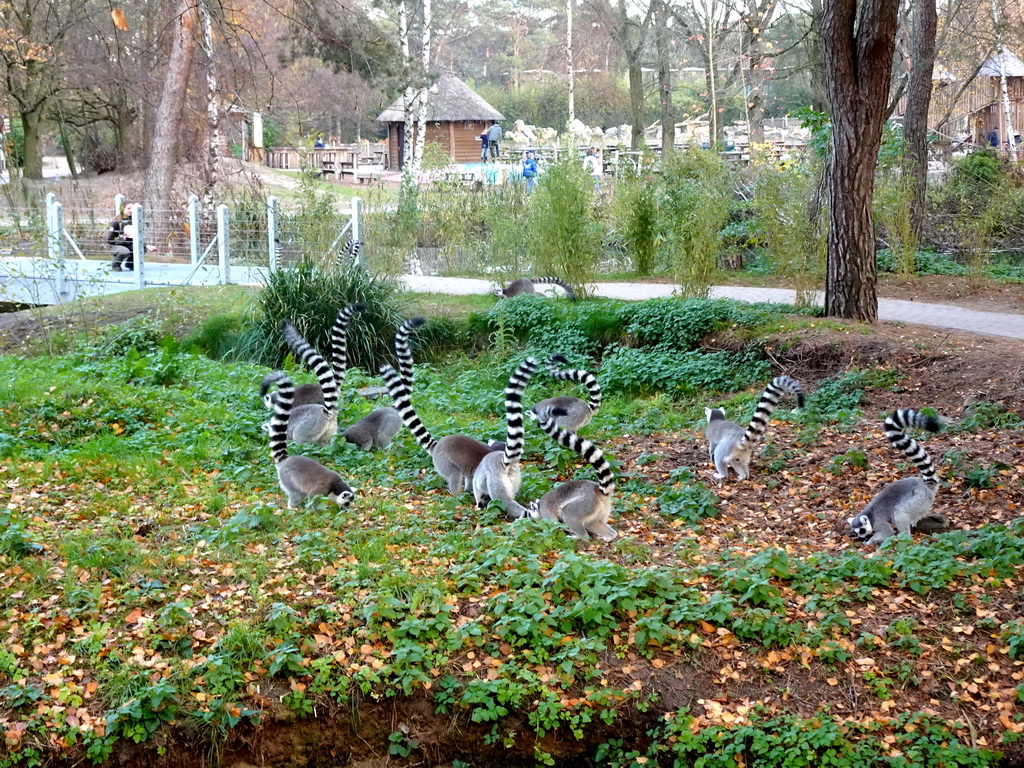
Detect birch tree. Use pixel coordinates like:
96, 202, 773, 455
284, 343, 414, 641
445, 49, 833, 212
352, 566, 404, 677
197, 0, 221, 207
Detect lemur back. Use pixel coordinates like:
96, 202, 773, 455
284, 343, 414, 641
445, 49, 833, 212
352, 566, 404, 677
380, 364, 493, 494
472, 358, 538, 519
704, 374, 806, 481
343, 407, 403, 450
528, 409, 616, 541
495, 276, 576, 300
261, 373, 323, 410
531, 353, 602, 431
849, 409, 943, 546
266, 373, 354, 509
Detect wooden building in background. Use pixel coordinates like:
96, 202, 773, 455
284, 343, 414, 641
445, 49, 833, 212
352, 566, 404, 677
376, 75, 504, 169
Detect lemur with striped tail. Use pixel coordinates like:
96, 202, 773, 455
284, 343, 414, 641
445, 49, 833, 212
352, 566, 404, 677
849, 409, 945, 546
530, 354, 601, 431
260, 303, 363, 410
527, 408, 617, 541
704, 374, 807, 481
495, 276, 576, 300
339, 305, 404, 451
266, 373, 354, 509
269, 318, 344, 446
471, 358, 538, 519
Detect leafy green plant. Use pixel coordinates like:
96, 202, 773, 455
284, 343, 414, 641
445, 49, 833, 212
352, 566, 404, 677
613, 157, 660, 275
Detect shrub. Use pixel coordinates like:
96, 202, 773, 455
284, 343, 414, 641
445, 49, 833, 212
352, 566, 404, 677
234, 259, 407, 373
658, 150, 733, 297
600, 347, 769, 397
613, 157, 660, 275
525, 153, 603, 297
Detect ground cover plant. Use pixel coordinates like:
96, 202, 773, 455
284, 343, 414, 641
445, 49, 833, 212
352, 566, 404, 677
1, 294, 1023, 767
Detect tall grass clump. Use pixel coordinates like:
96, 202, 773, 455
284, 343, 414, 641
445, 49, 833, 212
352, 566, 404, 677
751, 152, 825, 306
873, 130, 917, 278
613, 155, 659, 276
234, 260, 407, 372
658, 150, 733, 297
481, 182, 531, 277
525, 153, 602, 298
277, 172, 352, 268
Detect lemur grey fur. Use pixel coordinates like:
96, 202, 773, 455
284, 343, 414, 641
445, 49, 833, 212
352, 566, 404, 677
381, 363, 493, 495
527, 408, 617, 541
343, 408, 403, 450
261, 374, 324, 410
848, 409, 944, 546
267, 373, 354, 509
704, 374, 806, 481
471, 358, 538, 519
495, 277, 576, 300
531, 354, 602, 431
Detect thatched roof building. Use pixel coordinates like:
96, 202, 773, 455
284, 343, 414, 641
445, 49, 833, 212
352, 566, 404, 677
376, 74, 505, 169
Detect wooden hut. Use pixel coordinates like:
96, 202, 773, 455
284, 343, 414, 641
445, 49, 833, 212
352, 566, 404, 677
921, 50, 1024, 146
376, 75, 504, 169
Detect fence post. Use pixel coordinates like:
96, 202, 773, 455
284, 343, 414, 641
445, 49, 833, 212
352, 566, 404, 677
131, 203, 145, 289
217, 203, 230, 285
267, 195, 279, 271
51, 201, 67, 298
188, 194, 200, 265
351, 197, 363, 266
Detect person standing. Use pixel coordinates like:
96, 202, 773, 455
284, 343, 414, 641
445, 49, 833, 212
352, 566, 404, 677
486, 122, 503, 159
522, 150, 538, 194
479, 129, 489, 161
583, 146, 602, 192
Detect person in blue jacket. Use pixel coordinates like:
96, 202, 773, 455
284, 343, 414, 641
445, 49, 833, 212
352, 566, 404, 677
522, 151, 538, 193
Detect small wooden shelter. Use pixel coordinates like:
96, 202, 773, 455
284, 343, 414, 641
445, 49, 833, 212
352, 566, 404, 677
923, 50, 1024, 145
376, 75, 504, 169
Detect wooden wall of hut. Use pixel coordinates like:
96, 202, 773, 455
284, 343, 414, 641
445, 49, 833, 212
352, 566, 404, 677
386, 120, 496, 168
927, 76, 1024, 143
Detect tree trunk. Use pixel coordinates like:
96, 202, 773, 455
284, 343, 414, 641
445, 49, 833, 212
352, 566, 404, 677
144, 0, 197, 242
629, 61, 645, 149
567, 0, 575, 124
198, 0, 221, 208
903, 0, 937, 246
656, 0, 674, 153
820, 0, 898, 322
20, 107, 43, 180
744, 0, 777, 145
412, 0, 432, 173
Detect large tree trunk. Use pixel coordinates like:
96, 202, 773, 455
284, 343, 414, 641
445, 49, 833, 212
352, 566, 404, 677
903, 0, 937, 246
144, 0, 197, 241
20, 107, 43, 180
656, 0, 674, 153
628, 62, 645, 149
198, 0, 221, 208
820, 0, 898, 322
743, 0, 778, 144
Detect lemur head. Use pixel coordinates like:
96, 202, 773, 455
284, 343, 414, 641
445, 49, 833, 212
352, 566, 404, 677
336, 490, 356, 508
705, 407, 726, 423
848, 514, 873, 540
493, 287, 505, 298
526, 500, 541, 519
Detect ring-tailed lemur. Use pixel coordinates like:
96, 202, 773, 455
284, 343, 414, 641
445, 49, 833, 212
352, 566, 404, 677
704, 374, 806, 481
276, 320, 341, 446
337, 237, 364, 265
343, 408, 403, 450
471, 358, 538, 518
267, 373, 354, 509
495, 277, 576, 300
527, 408, 617, 541
530, 354, 601, 431
261, 304, 363, 409
394, 316, 426, 386
381, 363, 495, 495
848, 409, 944, 546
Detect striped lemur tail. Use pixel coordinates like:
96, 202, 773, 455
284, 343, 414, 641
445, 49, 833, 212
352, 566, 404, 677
547, 354, 601, 413
501, 358, 538, 467
265, 372, 294, 465
395, 316, 427, 386
735, 374, 806, 452
534, 276, 576, 301
884, 409, 942, 484
330, 302, 367, 386
380, 363, 438, 454
531, 411, 615, 496
280, 320, 339, 412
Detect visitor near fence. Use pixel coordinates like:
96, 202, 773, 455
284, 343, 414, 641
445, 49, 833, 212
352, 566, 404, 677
583, 147, 602, 192
479, 130, 489, 161
107, 208, 134, 271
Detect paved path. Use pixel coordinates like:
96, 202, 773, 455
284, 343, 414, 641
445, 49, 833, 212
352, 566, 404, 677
403, 275, 1024, 341
3, 260, 1023, 342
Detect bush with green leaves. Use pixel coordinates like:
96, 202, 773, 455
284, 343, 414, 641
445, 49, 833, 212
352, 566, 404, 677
525, 153, 602, 297
658, 150, 734, 297
613, 157, 660, 275
233, 259, 407, 373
